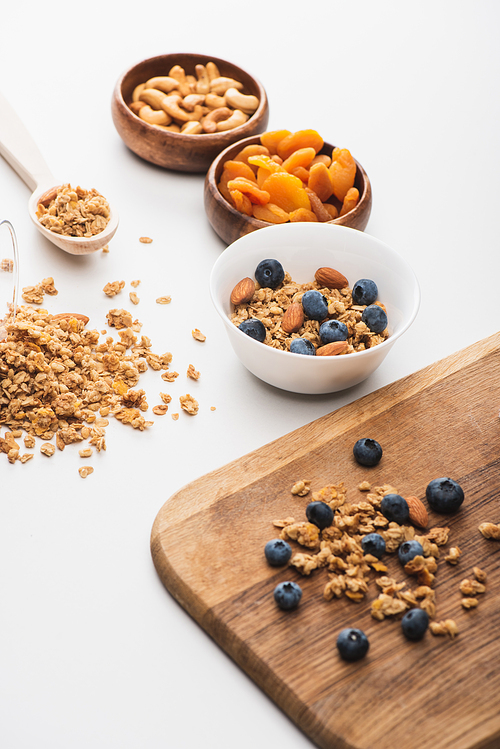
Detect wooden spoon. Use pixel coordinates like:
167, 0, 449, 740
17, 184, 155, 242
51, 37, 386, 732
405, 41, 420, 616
0, 91, 118, 255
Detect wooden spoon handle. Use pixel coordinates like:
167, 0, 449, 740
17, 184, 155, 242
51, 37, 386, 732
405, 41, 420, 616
0, 91, 56, 192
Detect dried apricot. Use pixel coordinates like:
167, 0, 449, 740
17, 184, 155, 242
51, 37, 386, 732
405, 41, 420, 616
340, 187, 360, 216
260, 129, 291, 155
229, 189, 253, 216
329, 148, 356, 202
227, 178, 270, 205
233, 144, 270, 170
308, 162, 334, 202
281, 147, 316, 174
260, 172, 311, 213
276, 129, 324, 161
289, 208, 318, 222
306, 188, 332, 222
221, 159, 257, 182
289, 167, 310, 184
248, 154, 285, 187
323, 203, 339, 220
252, 203, 289, 224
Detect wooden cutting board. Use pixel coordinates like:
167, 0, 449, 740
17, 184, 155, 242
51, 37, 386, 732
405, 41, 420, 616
151, 333, 500, 749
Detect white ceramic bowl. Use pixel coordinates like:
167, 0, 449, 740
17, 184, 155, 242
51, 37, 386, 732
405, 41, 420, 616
209, 222, 420, 394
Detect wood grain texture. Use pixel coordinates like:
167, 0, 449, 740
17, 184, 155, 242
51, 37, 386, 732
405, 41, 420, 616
204, 136, 372, 245
151, 333, 500, 749
111, 53, 269, 173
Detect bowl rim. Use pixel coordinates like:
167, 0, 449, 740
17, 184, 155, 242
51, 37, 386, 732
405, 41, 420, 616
113, 52, 269, 141
205, 133, 372, 232
209, 222, 421, 363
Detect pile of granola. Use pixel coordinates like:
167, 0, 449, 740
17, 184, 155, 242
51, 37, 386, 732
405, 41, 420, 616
273, 480, 493, 639
231, 270, 388, 353
36, 184, 110, 237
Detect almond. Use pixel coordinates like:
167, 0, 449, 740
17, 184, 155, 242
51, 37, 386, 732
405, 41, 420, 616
314, 266, 348, 289
230, 277, 255, 305
406, 496, 428, 528
50, 313, 90, 325
316, 341, 348, 356
281, 303, 304, 333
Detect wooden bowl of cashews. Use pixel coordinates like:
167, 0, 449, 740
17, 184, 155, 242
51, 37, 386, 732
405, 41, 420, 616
111, 53, 269, 173
204, 134, 373, 246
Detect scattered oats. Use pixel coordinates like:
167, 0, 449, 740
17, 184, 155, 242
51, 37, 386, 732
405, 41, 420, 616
19, 453, 34, 464
129, 292, 140, 305
291, 480, 311, 497
478, 521, 500, 540
36, 184, 110, 237
78, 465, 94, 478
102, 245, 109, 253
95, 418, 109, 428
139, 236, 152, 243
40, 443, 56, 457
358, 481, 371, 492
162, 371, 179, 382
210, 406, 216, 411
172, 413, 179, 420
24, 434, 36, 449
79, 447, 93, 458
22, 285, 44, 304
192, 328, 206, 342
187, 364, 200, 380
473, 567, 487, 583
156, 296, 171, 305
99, 406, 110, 417
461, 597, 479, 609
40, 277, 58, 296
101, 329, 107, 335
159, 393, 172, 405
153, 404, 169, 415
1, 258, 14, 272
429, 619, 459, 638
103, 280, 125, 297
106, 308, 133, 329
130, 280, 141, 288
459, 579, 486, 596
444, 546, 461, 565
179, 394, 199, 415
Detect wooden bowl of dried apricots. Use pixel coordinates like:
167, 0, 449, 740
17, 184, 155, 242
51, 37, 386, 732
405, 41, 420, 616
204, 129, 372, 245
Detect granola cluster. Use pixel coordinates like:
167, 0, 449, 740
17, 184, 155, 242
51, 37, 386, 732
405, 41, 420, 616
272, 481, 461, 637
36, 184, 110, 238
0, 301, 203, 468
231, 270, 388, 353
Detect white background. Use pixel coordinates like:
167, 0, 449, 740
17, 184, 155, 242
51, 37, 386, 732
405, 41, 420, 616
0, 2, 499, 747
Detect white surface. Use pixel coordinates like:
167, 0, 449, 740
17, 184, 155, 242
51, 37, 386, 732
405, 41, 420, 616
0, 2, 499, 748
210, 222, 420, 393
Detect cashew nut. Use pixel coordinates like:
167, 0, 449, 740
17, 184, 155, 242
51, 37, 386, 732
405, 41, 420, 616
140, 88, 169, 111
132, 83, 146, 102
144, 76, 180, 94
202, 107, 233, 133
137, 105, 171, 126
181, 121, 204, 135
161, 94, 202, 122
205, 92, 227, 109
195, 64, 210, 95
216, 109, 249, 132
209, 77, 244, 96
168, 65, 191, 96
129, 100, 146, 115
206, 61, 221, 81
224, 87, 259, 115
182, 94, 206, 112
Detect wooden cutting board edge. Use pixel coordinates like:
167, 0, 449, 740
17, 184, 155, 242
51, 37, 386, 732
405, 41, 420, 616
151, 331, 499, 617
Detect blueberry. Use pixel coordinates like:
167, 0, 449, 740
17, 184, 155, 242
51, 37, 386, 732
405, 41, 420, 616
426, 477, 465, 513
352, 278, 378, 306
305, 501, 334, 530
336, 628, 370, 662
401, 608, 429, 641
362, 304, 388, 333
319, 319, 348, 344
238, 318, 266, 343
380, 493, 410, 524
301, 290, 329, 321
274, 581, 302, 611
265, 539, 292, 567
255, 259, 285, 289
361, 532, 386, 559
398, 539, 424, 566
290, 338, 316, 356
353, 438, 383, 467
